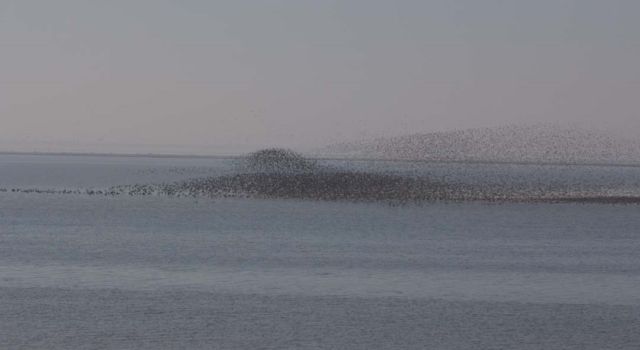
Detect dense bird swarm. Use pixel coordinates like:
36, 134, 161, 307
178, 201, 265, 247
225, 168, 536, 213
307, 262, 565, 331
324, 125, 640, 165
2, 147, 640, 204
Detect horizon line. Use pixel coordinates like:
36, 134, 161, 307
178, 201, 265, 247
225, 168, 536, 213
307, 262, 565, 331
3, 150, 640, 169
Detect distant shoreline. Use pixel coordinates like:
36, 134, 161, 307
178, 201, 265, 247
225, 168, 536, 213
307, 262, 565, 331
0, 151, 244, 160
3, 150, 640, 168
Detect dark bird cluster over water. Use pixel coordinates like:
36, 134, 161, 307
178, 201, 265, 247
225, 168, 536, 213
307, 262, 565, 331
3, 146, 640, 204
107, 148, 481, 202
104, 148, 640, 203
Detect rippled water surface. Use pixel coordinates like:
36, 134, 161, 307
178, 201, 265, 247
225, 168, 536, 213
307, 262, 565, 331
1, 154, 639, 349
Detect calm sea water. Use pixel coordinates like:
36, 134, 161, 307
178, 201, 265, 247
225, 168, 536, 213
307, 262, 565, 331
1, 154, 639, 349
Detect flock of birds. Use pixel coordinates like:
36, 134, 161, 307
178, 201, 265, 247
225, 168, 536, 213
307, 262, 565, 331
325, 124, 640, 165
2, 148, 639, 204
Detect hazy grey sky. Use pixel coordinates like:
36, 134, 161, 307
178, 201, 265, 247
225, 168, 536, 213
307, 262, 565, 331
1, 0, 639, 154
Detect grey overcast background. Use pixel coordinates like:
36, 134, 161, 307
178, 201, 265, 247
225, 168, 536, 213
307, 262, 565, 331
1, 0, 639, 154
